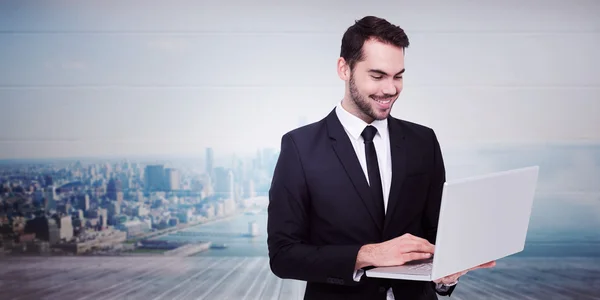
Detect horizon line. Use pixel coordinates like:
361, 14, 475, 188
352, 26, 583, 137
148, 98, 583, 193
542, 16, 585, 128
0, 140, 599, 162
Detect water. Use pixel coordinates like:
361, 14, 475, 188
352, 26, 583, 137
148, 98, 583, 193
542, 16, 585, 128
158, 212, 269, 257
155, 210, 600, 258
516, 241, 600, 257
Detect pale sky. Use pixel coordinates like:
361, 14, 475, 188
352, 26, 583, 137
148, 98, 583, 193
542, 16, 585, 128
1, 1, 599, 159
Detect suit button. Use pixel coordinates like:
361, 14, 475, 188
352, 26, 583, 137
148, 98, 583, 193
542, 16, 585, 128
379, 287, 386, 293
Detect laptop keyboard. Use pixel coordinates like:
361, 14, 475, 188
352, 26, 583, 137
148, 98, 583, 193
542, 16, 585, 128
406, 262, 433, 271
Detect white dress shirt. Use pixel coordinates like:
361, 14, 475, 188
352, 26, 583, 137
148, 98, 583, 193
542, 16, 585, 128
335, 101, 453, 299
335, 101, 396, 299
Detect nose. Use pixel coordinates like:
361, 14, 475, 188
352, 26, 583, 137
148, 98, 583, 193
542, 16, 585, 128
382, 81, 397, 96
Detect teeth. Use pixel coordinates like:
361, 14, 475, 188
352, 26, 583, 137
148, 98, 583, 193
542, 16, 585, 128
375, 99, 391, 104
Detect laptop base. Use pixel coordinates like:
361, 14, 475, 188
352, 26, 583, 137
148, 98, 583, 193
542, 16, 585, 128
366, 258, 434, 281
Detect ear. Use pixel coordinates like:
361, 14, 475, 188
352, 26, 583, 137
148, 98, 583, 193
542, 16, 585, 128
337, 57, 350, 81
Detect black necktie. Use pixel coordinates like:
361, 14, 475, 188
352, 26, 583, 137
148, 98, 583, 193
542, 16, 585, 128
361, 125, 385, 226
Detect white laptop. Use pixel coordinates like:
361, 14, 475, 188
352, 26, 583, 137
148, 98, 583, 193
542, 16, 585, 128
365, 166, 539, 281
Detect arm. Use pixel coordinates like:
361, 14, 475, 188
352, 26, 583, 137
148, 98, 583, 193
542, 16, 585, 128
422, 129, 446, 245
267, 133, 363, 286
422, 130, 458, 296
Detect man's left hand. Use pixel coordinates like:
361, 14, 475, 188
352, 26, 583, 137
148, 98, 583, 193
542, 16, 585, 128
433, 260, 496, 285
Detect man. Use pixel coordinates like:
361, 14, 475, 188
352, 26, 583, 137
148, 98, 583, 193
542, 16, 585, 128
267, 16, 494, 300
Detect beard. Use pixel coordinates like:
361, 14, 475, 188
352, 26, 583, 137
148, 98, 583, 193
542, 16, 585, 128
349, 74, 396, 121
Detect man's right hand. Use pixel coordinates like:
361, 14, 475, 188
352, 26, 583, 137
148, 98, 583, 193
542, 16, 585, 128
355, 233, 435, 270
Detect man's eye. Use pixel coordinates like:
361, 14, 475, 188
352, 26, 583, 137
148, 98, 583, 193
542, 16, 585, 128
372, 76, 382, 79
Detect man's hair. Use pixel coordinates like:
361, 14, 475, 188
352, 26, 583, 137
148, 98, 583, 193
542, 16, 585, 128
340, 16, 410, 70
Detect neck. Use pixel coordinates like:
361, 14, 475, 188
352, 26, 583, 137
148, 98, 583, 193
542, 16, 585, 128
341, 97, 374, 124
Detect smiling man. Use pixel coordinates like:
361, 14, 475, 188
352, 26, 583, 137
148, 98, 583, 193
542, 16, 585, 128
267, 16, 493, 300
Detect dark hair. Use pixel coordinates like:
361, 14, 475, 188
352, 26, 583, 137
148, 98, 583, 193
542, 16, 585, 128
340, 16, 410, 70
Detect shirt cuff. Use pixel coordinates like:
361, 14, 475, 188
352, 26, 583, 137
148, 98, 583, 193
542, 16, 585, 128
352, 269, 364, 282
435, 280, 458, 291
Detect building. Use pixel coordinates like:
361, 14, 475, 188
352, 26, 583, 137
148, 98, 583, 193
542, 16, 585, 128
165, 168, 180, 191
145, 165, 166, 191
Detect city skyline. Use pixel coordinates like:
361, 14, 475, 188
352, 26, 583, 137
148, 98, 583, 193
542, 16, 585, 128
0, 140, 279, 258
2, 143, 599, 239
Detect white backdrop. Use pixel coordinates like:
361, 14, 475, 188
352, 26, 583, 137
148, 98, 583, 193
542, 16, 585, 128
1, 0, 598, 158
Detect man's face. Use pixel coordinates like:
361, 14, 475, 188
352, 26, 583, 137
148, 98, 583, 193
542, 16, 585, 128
344, 39, 405, 122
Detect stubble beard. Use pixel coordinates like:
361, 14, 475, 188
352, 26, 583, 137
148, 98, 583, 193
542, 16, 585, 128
349, 74, 388, 122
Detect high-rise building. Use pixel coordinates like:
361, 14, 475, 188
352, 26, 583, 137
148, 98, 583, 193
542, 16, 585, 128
78, 194, 90, 211
57, 215, 74, 242
44, 186, 57, 211
145, 165, 166, 191
165, 168, 180, 191
106, 178, 122, 201
44, 175, 53, 187
214, 167, 234, 200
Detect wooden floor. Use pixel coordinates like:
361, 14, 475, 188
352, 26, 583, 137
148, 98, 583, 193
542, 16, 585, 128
1, 256, 599, 300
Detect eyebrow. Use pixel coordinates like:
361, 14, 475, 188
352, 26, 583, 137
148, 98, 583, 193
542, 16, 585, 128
368, 68, 405, 76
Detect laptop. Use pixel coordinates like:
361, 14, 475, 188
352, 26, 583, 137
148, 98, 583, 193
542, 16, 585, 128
365, 165, 539, 281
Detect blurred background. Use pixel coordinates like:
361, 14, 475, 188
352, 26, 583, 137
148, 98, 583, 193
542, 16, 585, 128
0, 0, 599, 299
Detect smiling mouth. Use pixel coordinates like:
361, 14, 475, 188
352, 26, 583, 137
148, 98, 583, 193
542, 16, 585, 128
372, 98, 392, 104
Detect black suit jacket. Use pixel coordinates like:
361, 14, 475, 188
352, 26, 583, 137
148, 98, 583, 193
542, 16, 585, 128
267, 108, 456, 300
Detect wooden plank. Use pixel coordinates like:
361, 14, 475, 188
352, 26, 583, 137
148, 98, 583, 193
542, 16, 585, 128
0, 256, 599, 299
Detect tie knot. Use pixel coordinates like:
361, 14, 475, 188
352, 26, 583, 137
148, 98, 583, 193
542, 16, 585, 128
361, 125, 378, 143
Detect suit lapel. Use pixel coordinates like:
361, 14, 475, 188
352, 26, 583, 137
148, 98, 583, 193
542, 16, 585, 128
383, 117, 408, 232
326, 109, 384, 231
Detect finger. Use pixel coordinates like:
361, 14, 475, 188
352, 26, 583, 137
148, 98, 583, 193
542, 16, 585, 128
448, 271, 466, 280
407, 243, 435, 254
448, 276, 459, 284
467, 265, 492, 273
400, 252, 433, 263
470, 261, 496, 271
482, 261, 496, 267
444, 271, 467, 283
449, 272, 466, 282
401, 245, 435, 256
449, 271, 466, 278
440, 276, 457, 285
401, 240, 435, 254
404, 234, 434, 246
467, 265, 482, 271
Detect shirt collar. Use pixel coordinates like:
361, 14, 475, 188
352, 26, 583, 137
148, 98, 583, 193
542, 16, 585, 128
335, 100, 388, 141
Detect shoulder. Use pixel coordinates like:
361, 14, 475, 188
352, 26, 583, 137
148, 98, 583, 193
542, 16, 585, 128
388, 116, 439, 141
279, 117, 328, 147
388, 116, 445, 171
284, 120, 324, 138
